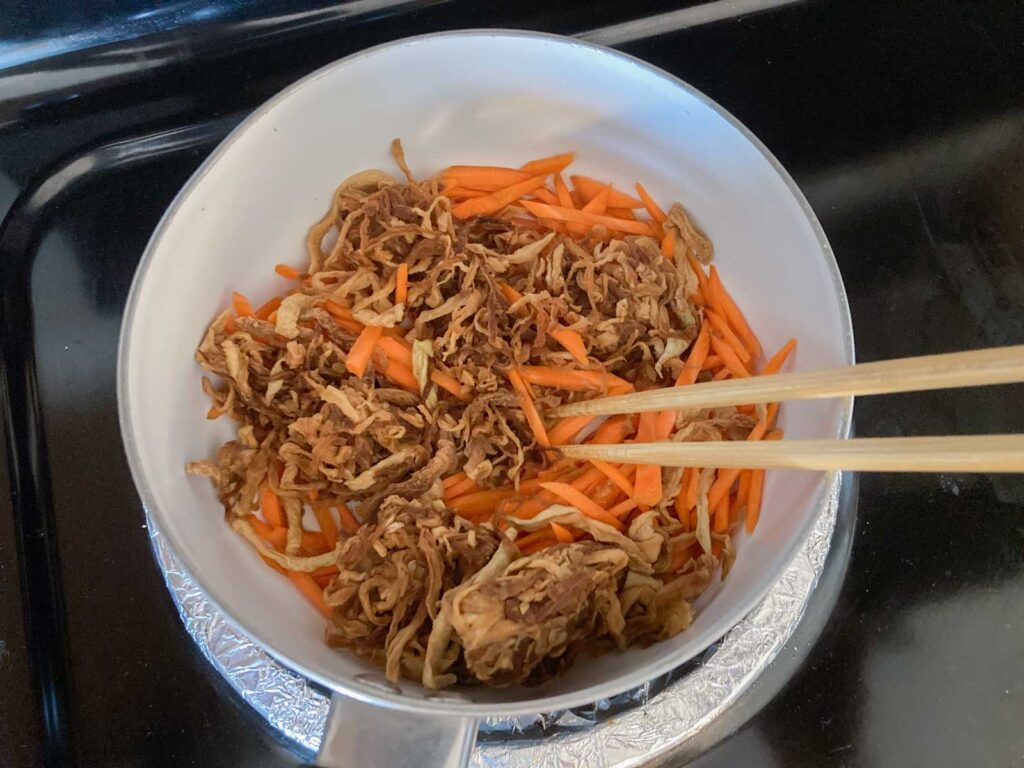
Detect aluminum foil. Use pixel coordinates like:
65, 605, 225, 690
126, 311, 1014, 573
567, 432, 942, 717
147, 472, 841, 766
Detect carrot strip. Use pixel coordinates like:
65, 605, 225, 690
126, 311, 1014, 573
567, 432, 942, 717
570, 175, 643, 208
550, 328, 589, 365
606, 206, 637, 220
539, 482, 622, 528
709, 331, 750, 378
275, 263, 303, 280
449, 489, 517, 517
660, 230, 676, 260
442, 166, 530, 188
452, 176, 547, 218
445, 475, 480, 500
764, 338, 798, 374
443, 472, 467, 490
395, 263, 408, 304
376, 336, 464, 399
548, 415, 594, 446
380, 358, 419, 391
712, 479, 732, 533
633, 412, 663, 506
581, 185, 612, 215
322, 299, 365, 334
707, 419, 769, 511
570, 465, 606, 494
338, 503, 360, 533
589, 460, 634, 497
675, 323, 712, 387
608, 497, 639, 518
254, 295, 282, 321
206, 406, 222, 420
249, 516, 287, 549
508, 369, 551, 448
301, 530, 331, 554
520, 152, 575, 175
529, 187, 560, 205
713, 367, 732, 381
498, 281, 524, 306
705, 308, 752, 363
550, 522, 575, 543
232, 291, 254, 317
520, 200, 653, 236
635, 182, 667, 225
590, 415, 634, 444
261, 485, 285, 528
518, 366, 631, 392
746, 470, 765, 533
313, 505, 339, 547
287, 571, 330, 616
553, 173, 575, 208
443, 186, 491, 201
709, 266, 763, 357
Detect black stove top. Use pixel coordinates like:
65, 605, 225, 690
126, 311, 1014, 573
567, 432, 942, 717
2, 2, 1023, 766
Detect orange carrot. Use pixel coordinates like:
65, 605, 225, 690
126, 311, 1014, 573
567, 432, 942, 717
449, 489, 517, 517
287, 571, 330, 616
254, 295, 282, 320
249, 516, 287, 549
323, 299, 365, 334
635, 182, 667, 225
764, 338, 798, 374
709, 266, 762, 357
606, 206, 637, 220
346, 325, 383, 377
590, 415, 634, 444
581, 184, 612, 215
232, 291, 254, 317
442, 166, 530, 189
338, 503, 360, 533
452, 176, 547, 218
275, 263, 303, 280
713, 367, 732, 381
570, 465, 606, 494
498, 281, 524, 306
539, 482, 621, 528
675, 323, 712, 387
712, 479, 732, 533
529, 187, 561, 205
746, 470, 765, 533
395, 263, 408, 304
633, 412, 663, 505
520, 152, 575, 175
508, 370, 551, 448
520, 200, 653, 236
445, 475, 480, 500
705, 308, 752, 363
550, 521, 575, 543
261, 485, 285, 528
709, 331, 750, 378
589, 460, 634, 497
548, 415, 595, 446
443, 186, 490, 200
554, 173, 575, 208
570, 175, 643, 208
376, 336, 464, 399
443, 472, 468, 491
551, 328, 589, 365
660, 230, 676, 260
206, 406, 222, 420
707, 418, 769, 511
223, 316, 238, 334
518, 366, 631, 392
685, 467, 702, 511
608, 497, 639, 518
380, 358, 419, 391
313, 505, 339, 547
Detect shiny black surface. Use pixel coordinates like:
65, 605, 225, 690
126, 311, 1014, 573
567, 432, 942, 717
1, 2, 1023, 766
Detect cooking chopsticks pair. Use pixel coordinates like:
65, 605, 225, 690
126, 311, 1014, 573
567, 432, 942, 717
552, 345, 1024, 472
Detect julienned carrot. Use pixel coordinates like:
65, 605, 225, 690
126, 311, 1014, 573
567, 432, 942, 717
581, 185, 612, 215
518, 366, 631, 392
520, 152, 575, 175
313, 505, 339, 547
442, 166, 530, 189
570, 465, 606, 494
606, 206, 637, 220
548, 415, 594, 446
589, 460, 634, 497
746, 470, 765, 533
764, 338, 798, 374
338, 503, 360, 533
530, 187, 561, 205
508, 369, 551, 448
570, 175, 643, 208
709, 266, 763, 357
709, 331, 750, 378
232, 291, 254, 317
253, 295, 281, 321
395, 263, 408, 304
498, 281, 524, 306
249, 515, 286, 548
275, 263, 303, 280
520, 200, 653, 236
550, 521, 575, 543
375, 335, 465, 399
590, 415, 633, 444
608, 497, 639, 518
633, 412, 663, 506
707, 418, 769, 512
452, 175, 547, 218
449, 489, 517, 517
554, 173, 575, 209
261, 485, 285, 528
737, 470, 752, 517
346, 325, 383, 377
443, 471, 468, 490
206, 406, 222, 420
675, 323, 711, 387
713, 367, 732, 381
445, 475, 480, 500
380, 357, 418, 391
287, 571, 330, 616
444, 186, 490, 200
550, 328, 589, 365
539, 482, 622, 528
705, 308, 752, 363
661, 230, 676, 260
635, 182, 667, 225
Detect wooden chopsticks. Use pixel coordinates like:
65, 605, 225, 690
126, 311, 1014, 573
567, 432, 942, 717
559, 435, 1024, 473
548, 345, 1024, 418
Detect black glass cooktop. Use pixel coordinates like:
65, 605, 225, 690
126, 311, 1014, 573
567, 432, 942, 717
2, 2, 1023, 766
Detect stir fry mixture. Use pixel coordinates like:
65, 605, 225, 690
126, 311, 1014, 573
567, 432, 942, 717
187, 142, 796, 688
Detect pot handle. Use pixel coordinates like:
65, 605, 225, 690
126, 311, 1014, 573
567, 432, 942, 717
316, 691, 478, 768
